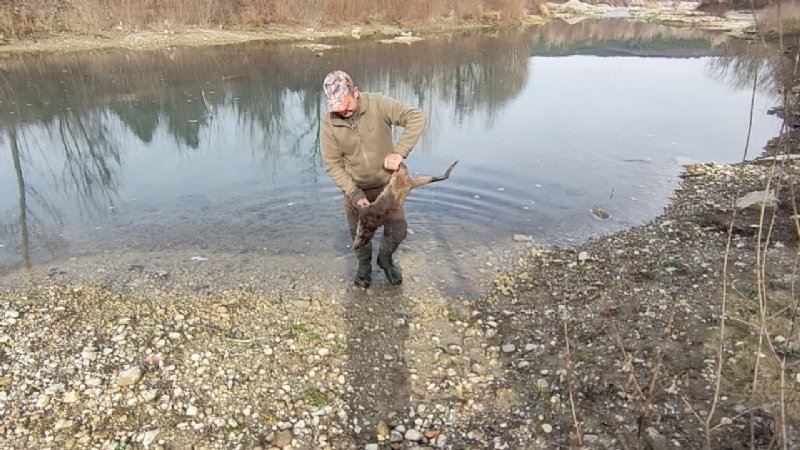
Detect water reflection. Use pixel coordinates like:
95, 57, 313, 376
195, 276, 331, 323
7, 127, 31, 270
531, 18, 726, 56
0, 20, 785, 274
707, 39, 780, 93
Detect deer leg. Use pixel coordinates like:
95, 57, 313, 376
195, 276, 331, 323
410, 160, 459, 188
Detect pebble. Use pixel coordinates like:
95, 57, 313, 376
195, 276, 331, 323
54, 419, 73, 430
446, 344, 463, 355
62, 391, 79, 403
186, 405, 198, 416
35, 394, 50, 409
274, 430, 293, 447
390, 430, 404, 442
116, 366, 143, 387
501, 344, 516, 353
141, 429, 159, 446
404, 429, 423, 441
376, 420, 390, 439
541, 423, 553, 433
140, 389, 158, 403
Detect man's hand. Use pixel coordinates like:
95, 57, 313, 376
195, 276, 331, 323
384, 152, 404, 171
355, 197, 371, 208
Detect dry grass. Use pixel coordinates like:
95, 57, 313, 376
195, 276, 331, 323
759, 0, 800, 35
0, 0, 63, 37
0, 0, 540, 38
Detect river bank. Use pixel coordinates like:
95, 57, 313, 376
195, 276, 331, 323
1, 156, 797, 448
0, 1, 759, 55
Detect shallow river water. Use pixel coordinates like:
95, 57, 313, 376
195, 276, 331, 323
0, 19, 782, 294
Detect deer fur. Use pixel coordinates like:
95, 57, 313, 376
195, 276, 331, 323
353, 161, 458, 250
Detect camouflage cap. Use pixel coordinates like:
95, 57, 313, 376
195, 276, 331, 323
323, 70, 357, 111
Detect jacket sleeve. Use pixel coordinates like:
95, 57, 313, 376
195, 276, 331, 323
320, 117, 366, 203
379, 95, 427, 158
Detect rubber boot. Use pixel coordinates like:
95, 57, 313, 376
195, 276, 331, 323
377, 238, 402, 285
354, 243, 372, 288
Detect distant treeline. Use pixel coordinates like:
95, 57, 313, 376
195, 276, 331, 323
1, 0, 545, 38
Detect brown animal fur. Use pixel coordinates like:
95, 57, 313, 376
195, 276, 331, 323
353, 161, 458, 250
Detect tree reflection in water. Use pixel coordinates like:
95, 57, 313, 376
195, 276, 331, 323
707, 39, 779, 93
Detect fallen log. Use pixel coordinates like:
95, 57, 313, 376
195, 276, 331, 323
353, 161, 458, 250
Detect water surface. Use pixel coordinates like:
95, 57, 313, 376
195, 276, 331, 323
0, 19, 782, 290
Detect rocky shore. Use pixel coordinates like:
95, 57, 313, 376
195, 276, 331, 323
2, 157, 797, 449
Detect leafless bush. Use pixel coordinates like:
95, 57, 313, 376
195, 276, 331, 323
0, 0, 63, 37
758, 0, 800, 35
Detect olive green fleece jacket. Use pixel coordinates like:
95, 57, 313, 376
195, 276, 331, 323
321, 92, 427, 203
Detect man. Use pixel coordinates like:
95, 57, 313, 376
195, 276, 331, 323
320, 70, 427, 288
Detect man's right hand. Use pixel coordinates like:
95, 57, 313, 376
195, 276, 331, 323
356, 197, 371, 208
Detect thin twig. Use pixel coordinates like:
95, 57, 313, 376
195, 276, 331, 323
706, 64, 759, 450
639, 306, 676, 436
603, 294, 645, 400
681, 395, 704, 425
225, 336, 270, 344
563, 321, 583, 447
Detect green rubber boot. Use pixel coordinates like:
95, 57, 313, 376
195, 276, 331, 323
377, 239, 402, 285
354, 243, 372, 288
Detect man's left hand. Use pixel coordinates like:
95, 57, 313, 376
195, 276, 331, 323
384, 152, 404, 171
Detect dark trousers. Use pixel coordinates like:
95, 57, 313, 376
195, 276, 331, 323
344, 186, 408, 246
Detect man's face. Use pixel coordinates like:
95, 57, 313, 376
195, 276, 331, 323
333, 93, 358, 118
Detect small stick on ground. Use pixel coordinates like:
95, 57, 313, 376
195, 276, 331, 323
563, 320, 583, 447
638, 306, 675, 436
603, 294, 645, 400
